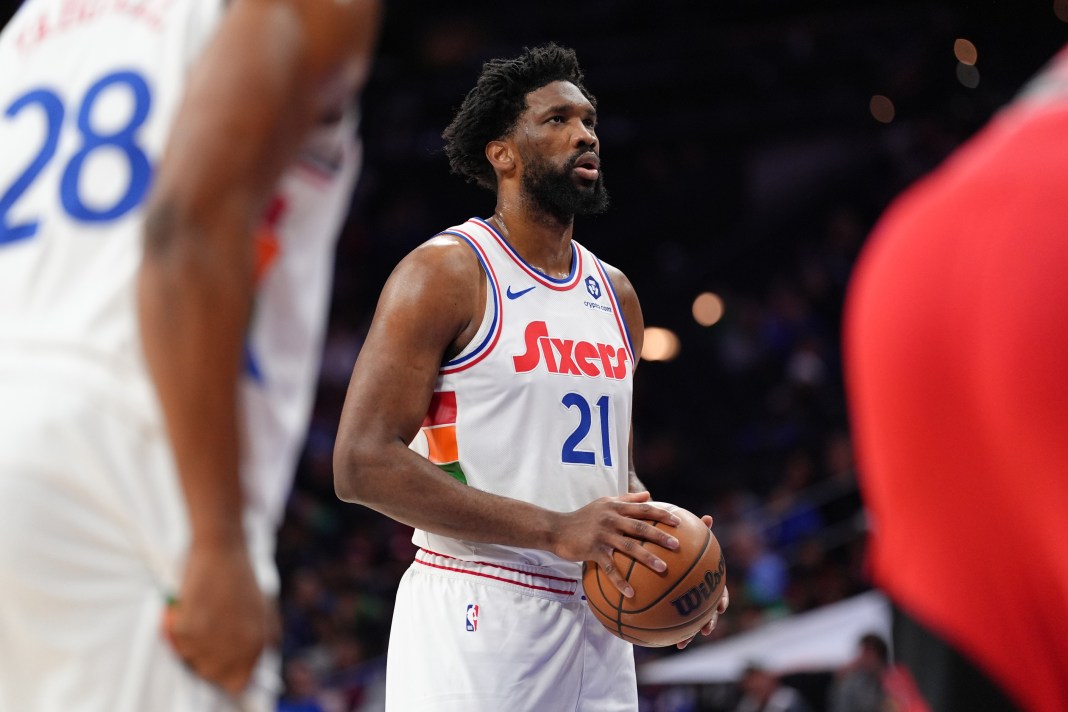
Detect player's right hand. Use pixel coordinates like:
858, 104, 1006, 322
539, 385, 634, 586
163, 540, 267, 694
553, 491, 680, 598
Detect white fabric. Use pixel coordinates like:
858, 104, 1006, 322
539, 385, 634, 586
239, 114, 362, 539
385, 549, 638, 712
637, 591, 893, 685
0, 0, 360, 707
0, 0, 222, 374
410, 217, 636, 579
0, 367, 274, 712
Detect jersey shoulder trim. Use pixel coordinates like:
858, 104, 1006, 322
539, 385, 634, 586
589, 253, 636, 364
470, 217, 583, 291
438, 224, 503, 374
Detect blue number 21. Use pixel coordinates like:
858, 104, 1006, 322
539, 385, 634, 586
0, 70, 152, 246
561, 393, 614, 467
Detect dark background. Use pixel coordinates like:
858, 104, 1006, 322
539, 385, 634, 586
4, 1, 1064, 709
283, 3, 1065, 708
328, 0, 1066, 505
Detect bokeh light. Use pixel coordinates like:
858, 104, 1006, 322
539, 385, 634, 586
957, 63, 981, 88
869, 95, 895, 123
642, 327, 681, 362
1055, 0, 1068, 23
692, 292, 725, 327
954, 38, 978, 66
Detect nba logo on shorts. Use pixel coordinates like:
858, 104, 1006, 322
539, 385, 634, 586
466, 604, 479, 632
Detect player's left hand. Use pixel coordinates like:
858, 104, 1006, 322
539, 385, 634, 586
162, 540, 268, 694
676, 514, 729, 650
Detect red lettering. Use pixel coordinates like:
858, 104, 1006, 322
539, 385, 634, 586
513, 321, 549, 372
612, 348, 629, 379
550, 339, 581, 376
16, 0, 171, 51
512, 321, 629, 379
59, 0, 80, 30
18, 15, 49, 48
540, 337, 559, 373
597, 343, 616, 377
575, 341, 600, 377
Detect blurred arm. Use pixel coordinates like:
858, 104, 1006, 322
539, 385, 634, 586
137, 0, 380, 693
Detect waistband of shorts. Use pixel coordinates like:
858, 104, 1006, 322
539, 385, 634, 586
414, 548, 582, 601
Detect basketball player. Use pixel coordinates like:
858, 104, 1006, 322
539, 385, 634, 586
333, 44, 728, 711
0, 0, 379, 710
845, 46, 1068, 712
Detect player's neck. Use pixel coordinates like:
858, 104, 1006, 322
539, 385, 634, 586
489, 202, 574, 279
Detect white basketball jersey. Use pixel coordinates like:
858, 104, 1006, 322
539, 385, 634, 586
410, 217, 636, 577
0, 0, 361, 529
0, 0, 223, 368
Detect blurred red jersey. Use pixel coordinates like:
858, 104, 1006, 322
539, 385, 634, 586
845, 46, 1068, 712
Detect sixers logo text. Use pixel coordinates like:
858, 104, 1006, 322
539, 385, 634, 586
512, 321, 629, 379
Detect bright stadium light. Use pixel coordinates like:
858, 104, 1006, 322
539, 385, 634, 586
642, 327, 680, 362
954, 38, 978, 66
692, 292, 725, 327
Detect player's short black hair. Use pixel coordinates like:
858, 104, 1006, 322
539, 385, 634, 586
442, 43, 596, 192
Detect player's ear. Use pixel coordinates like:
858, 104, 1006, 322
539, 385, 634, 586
485, 140, 515, 176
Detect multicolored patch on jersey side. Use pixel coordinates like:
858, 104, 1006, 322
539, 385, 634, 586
420, 391, 468, 484
244, 194, 286, 384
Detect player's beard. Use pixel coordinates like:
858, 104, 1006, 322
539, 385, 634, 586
521, 150, 609, 224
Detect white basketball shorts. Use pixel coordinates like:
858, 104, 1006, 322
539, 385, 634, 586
0, 360, 278, 712
385, 548, 638, 712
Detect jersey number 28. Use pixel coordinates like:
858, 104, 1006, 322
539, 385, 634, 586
0, 69, 152, 246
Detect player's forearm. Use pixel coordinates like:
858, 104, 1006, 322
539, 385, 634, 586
138, 209, 253, 546
335, 439, 561, 553
626, 425, 647, 493
629, 469, 649, 494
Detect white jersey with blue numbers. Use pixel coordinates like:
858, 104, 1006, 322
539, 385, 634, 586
0, 0, 361, 532
409, 217, 636, 578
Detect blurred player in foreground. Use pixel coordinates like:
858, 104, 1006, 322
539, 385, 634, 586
333, 44, 727, 711
0, 0, 379, 709
846, 45, 1068, 712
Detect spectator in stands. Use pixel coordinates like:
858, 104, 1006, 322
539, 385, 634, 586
727, 522, 790, 610
828, 633, 891, 712
278, 659, 329, 712
731, 663, 813, 712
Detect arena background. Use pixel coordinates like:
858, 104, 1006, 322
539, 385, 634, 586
284, 4, 1066, 709
3, 2, 1064, 710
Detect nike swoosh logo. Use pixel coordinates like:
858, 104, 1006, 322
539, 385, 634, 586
506, 285, 536, 300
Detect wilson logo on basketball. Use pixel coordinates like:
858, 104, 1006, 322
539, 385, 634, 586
669, 555, 726, 617
512, 321, 629, 379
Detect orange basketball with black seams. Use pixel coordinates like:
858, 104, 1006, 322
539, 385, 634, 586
582, 502, 727, 647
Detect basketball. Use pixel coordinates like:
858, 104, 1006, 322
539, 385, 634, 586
582, 502, 727, 647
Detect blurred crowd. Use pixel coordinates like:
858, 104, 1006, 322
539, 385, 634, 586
259, 2, 1064, 710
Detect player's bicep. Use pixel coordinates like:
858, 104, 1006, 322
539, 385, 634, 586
338, 240, 480, 448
